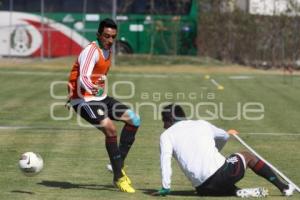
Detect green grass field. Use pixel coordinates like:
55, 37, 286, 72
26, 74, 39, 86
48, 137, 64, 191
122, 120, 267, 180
0, 57, 299, 200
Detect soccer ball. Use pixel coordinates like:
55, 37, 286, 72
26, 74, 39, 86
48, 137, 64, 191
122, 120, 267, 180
19, 152, 43, 176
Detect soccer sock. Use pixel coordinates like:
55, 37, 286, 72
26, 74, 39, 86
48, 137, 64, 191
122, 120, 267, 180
105, 135, 122, 181
251, 160, 288, 191
119, 124, 138, 167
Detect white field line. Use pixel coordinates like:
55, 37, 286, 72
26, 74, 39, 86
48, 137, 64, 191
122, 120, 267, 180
0, 126, 30, 130
210, 78, 225, 90
0, 70, 194, 78
0, 70, 66, 76
0, 125, 299, 136
0, 125, 88, 131
115, 73, 168, 78
114, 73, 195, 78
210, 78, 221, 87
243, 132, 300, 136
228, 75, 254, 80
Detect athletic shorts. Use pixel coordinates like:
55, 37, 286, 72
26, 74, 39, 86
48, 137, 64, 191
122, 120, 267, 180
72, 96, 129, 125
195, 153, 246, 196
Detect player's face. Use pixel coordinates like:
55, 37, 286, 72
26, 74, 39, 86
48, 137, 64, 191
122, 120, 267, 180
99, 27, 117, 50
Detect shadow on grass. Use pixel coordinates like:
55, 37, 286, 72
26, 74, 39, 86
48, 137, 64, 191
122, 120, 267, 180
11, 190, 35, 195
140, 188, 198, 197
38, 180, 115, 191
169, 190, 198, 196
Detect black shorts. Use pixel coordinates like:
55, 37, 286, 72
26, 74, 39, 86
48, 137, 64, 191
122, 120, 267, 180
72, 96, 129, 125
196, 153, 246, 196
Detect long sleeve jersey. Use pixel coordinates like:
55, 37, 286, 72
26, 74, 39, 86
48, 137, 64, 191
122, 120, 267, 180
160, 120, 229, 189
68, 40, 111, 105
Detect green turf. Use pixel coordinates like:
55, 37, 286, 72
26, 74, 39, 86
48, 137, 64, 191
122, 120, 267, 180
115, 54, 226, 66
0, 65, 299, 200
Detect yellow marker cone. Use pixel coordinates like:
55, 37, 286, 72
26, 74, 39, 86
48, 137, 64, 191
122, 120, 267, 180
218, 85, 224, 90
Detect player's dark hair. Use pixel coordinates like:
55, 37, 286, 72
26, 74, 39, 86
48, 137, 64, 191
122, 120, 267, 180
97, 18, 117, 34
161, 104, 186, 122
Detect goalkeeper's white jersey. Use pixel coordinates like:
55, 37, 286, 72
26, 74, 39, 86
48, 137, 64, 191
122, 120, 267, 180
160, 120, 229, 189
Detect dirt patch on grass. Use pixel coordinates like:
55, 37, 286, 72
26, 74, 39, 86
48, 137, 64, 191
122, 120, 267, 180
0, 57, 299, 75
0, 57, 75, 71
111, 65, 258, 74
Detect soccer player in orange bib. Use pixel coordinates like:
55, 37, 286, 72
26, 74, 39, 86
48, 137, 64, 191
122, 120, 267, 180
68, 18, 139, 193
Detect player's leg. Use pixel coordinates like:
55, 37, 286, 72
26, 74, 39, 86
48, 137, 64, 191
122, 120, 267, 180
99, 118, 123, 181
213, 153, 268, 198
73, 102, 122, 180
106, 97, 140, 166
118, 109, 140, 164
238, 151, 289, 194
195, 154, 244, 196
98, 118, 134, 193
73, 101, 134, 193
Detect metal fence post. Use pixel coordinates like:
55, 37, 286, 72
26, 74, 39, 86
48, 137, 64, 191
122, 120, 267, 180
112, 0, 117, 67
40, 0, 45, 60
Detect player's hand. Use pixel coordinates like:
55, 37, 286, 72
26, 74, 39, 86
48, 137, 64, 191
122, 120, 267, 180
227, 129, 239, 135
91, 86, 98, 95
91, 86, 104, 96
151, 187, 171, 196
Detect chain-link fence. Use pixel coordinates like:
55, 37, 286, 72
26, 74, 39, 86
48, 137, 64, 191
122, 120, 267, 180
0, 0, 116, 58
0, 0, 197, 58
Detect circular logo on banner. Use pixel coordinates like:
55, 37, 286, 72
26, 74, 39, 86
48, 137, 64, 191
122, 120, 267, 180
10, 26, 32, 53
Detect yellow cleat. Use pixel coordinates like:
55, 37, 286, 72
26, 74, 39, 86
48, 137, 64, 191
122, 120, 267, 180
115, 176, 135, 193
121, 169, 132, 185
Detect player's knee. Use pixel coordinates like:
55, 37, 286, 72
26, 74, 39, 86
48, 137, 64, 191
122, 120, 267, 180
105, 126, 117, 137
100, 118, 117, 136
239, 151, 258, 167
126, 109, 141, 127
240, 151, 255, 159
